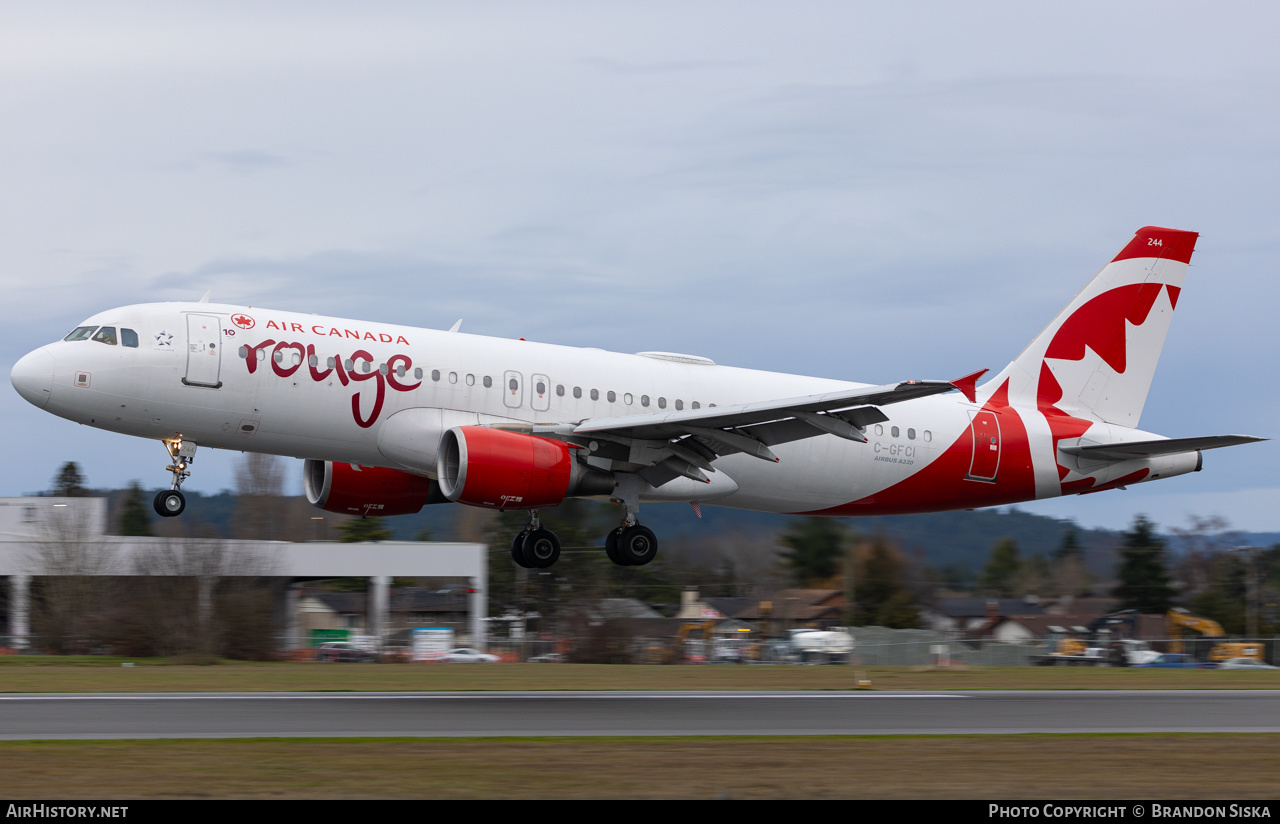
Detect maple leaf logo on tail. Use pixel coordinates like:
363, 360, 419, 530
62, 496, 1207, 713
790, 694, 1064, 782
982, 226, 1198, 492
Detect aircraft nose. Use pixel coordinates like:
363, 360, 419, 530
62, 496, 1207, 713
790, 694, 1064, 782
11, 346, 55, 409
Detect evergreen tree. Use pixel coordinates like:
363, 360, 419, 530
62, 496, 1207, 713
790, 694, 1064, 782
854, 536, 920, 628
1189, 553, 1249, 635
1112, 514, 1176, 613
779, 517, 851, 587
52, 462, 88, 497
118, 481, 153, 537
980, 537, 1022, 596
1054, 526, 1082, 561
335, 516, 393, 543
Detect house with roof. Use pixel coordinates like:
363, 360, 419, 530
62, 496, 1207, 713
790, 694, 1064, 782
298, 587, 474, 646
920, 597, 1047, 635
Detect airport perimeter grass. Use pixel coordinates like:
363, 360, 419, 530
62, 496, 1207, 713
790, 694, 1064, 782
3, 734, 1279, 799
1, 657, 1279, 692
3, 659, 1278, 799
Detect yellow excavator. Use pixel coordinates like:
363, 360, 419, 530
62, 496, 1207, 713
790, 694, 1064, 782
1167, 608, 1263, 661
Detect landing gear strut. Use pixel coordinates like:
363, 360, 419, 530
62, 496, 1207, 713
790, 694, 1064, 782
510, 510, 561, 569
602, 476, 659, 566
154, 438, 195, 518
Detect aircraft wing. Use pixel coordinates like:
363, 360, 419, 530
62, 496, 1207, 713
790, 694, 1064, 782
527, 379, 958, 484
1058, 434, 1267, 461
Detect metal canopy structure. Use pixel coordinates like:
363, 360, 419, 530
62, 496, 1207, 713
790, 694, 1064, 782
0, 497, 487, 650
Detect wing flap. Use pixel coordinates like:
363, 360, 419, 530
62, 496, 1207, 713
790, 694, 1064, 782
571, 379, 954, 442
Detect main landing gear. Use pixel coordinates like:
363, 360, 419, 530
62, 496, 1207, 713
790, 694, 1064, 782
153, 438, 196, 518
510, 511, 562, 569
605, 523, 659, 566
507, 515, 660, 569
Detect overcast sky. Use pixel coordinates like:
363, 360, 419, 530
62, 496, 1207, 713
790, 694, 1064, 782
1, 2, 1276, 534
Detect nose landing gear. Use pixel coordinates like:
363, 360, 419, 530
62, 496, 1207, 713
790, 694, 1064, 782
153, 438, 196, 518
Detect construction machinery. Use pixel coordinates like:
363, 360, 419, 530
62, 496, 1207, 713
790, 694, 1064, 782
1167, 608, 1264, 662
1036, 610, 1155, 666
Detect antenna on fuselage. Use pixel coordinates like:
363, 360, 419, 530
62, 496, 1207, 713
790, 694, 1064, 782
198, 289, 212, 303
448, 319, 462, 332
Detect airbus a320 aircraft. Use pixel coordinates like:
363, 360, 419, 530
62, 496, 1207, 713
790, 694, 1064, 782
10, 227, 1264, 568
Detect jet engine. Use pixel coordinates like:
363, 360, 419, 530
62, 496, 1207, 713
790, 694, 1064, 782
304, 459, 446, 516
436, 426, 615, 509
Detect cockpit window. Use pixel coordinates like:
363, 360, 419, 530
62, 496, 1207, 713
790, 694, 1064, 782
64, 326, 97, 342
121, 328, 139, 348
91, 327, 118, 345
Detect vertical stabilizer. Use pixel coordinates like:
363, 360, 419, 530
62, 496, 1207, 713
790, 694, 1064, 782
985, 226, 1197, 429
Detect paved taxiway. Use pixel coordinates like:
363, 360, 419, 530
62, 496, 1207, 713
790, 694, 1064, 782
1, 690, 1278, 739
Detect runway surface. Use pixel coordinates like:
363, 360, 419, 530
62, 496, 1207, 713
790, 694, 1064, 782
1, 690, 1278, 739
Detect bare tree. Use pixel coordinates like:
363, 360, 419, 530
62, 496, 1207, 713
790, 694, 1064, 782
233, 453, 287, 541
119, 536, 280, 659
1172, 515, 1242, 600
27, 502, 114, 653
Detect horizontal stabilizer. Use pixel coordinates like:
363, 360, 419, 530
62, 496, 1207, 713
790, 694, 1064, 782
1059, 434, 1266, 461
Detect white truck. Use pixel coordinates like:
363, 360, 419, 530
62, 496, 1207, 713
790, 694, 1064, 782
788, 628, 855, 664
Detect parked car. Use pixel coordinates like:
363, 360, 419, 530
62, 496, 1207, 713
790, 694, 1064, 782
314, 641, 376, 663
1131, 653, 1216, 669
1217, 658, 1278, 670
441, 648, 500, 663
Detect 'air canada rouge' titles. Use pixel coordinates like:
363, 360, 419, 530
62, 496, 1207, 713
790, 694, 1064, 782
241, 338, 421, 428
262, 319, 411, 346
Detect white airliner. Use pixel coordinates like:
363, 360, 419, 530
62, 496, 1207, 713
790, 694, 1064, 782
10, 226, 1264, 568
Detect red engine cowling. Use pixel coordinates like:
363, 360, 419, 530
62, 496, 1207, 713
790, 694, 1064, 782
436, 426, 614, 509
304, 459, 441, 516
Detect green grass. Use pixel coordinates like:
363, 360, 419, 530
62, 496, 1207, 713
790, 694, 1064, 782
0, 658, 1277, 692
2, 734, 1278, 798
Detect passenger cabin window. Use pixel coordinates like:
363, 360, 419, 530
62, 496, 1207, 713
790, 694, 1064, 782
573, 387, 582, 399
91, 327, 117, 345
658, 397, 666, 409
556, 385, 565, 396
64, 326, 97, 342
590, 389, 599, 401
484, 376, 492, 388
607, 391, 616, 403
641, 395, 650, 407
121, 328, 139, 348
675, 399, 683, 410
432, 370, 441, 381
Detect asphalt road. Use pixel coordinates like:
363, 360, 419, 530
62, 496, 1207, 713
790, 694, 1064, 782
1, 690, 1278, 739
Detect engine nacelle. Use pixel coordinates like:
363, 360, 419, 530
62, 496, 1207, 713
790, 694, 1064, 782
304, 459, 444, 516
436, 426, 615, 509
